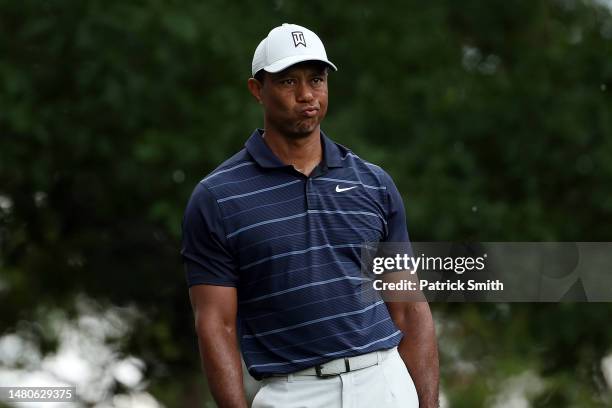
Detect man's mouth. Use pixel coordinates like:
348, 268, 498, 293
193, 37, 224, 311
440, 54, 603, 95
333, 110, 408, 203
300, 107, 319, 117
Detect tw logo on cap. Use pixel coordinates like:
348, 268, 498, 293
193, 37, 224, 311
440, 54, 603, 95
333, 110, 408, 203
292, 31, 306, 47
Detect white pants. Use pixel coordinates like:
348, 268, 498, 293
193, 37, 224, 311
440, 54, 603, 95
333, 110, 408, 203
251, 348, 419, 408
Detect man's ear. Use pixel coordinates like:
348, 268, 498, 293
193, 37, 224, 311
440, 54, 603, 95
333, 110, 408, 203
247, 78, 263, 104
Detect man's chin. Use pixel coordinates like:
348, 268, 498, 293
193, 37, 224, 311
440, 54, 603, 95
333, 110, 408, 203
271, 117, 322, 139
288, 122, 320, 139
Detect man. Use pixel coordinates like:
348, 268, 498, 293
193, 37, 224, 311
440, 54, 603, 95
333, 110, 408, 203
182, 23, 439, 408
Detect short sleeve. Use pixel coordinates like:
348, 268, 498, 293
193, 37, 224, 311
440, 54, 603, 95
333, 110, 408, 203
381, 171, 414, 256
181, 182, 239, 287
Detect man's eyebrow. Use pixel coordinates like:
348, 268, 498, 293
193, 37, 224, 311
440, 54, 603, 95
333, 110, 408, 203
270, 73, 291, 81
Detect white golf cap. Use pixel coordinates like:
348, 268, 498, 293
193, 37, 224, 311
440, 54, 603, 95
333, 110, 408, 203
251, 23, 337, 77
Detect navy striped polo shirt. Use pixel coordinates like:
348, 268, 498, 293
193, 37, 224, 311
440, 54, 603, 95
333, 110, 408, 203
182, 129, 412, 379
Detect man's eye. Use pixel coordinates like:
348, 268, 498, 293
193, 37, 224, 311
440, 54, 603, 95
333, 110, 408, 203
312, 78, 324, 84
281, 79, 295, 85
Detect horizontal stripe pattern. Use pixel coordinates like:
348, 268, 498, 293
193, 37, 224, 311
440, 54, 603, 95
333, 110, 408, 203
226, 211, 308, 239
244, 259, 351, 285
242, 300, 384, 338
239, 227, 379, 253
226, 209, 385, 239
242, 316, 391, 354
201, 161, 255, 183
242, 286, 377, 322
217, 179, 302, 203
239, 243, 374, 271
240, 276, 370, 305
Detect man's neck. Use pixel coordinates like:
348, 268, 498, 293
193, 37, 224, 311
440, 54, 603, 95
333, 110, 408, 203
261, 127, 322, 176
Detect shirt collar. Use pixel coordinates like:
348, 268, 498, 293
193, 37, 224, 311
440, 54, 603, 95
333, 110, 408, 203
245, 128, 344, 169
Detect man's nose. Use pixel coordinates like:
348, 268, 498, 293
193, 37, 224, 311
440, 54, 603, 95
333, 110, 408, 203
296, 81, 314, 102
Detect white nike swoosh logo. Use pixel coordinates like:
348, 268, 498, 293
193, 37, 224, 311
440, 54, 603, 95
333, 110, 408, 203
335, 185, 358, 192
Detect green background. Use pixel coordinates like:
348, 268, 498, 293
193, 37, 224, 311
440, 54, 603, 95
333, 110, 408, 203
1, 0, 612, 406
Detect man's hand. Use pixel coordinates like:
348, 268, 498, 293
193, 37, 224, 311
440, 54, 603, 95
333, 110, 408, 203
386, 299, 439, 408
189, 285, 248, 408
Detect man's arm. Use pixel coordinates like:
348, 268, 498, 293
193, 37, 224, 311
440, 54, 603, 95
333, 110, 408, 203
189, 284, 247, 408
386, 300, 439, 408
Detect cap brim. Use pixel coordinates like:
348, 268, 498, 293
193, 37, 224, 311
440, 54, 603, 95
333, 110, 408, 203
263, 54, 338, 74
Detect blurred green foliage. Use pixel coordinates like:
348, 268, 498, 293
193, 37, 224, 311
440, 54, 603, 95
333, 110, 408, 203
1, 0, 611, 406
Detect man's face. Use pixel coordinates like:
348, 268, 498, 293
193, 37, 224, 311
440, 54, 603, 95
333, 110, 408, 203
256, 62, 329, 139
